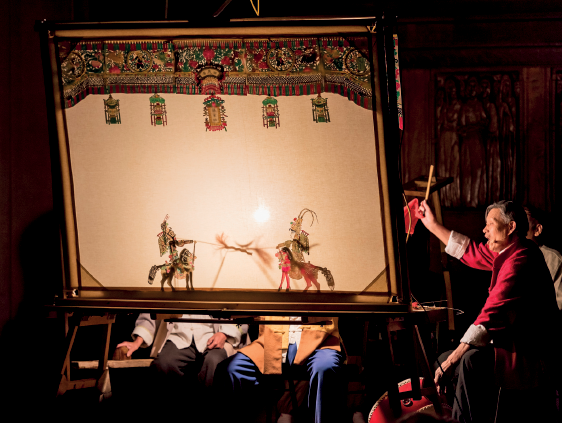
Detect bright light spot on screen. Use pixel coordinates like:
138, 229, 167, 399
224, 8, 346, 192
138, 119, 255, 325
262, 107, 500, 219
253, 204, 270, 223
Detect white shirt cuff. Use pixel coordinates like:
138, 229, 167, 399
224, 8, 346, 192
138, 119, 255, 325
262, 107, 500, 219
445, 231, 470, 260
459, 324, 490, 347
132, 326, 154, 347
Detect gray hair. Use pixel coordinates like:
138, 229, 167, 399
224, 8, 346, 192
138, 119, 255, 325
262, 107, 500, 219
485, 200, 529, 237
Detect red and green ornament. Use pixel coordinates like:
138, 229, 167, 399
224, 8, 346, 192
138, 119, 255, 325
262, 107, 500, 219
203, 94, 227, 132
311, 94, 330, 123
104, 94, 121, 125
262, 96, 280, 128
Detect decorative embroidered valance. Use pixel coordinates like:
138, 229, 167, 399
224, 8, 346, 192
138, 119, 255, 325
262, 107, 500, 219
58, 37, 373, 110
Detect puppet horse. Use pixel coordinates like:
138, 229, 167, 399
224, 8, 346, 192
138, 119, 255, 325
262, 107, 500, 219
147, 248, 195, 291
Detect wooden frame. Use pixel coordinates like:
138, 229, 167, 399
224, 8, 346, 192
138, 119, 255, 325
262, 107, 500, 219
38, 17, 410, 315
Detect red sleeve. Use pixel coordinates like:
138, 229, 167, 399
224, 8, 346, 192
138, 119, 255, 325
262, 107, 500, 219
460, 240, 497, 271
473, 254, 524, 330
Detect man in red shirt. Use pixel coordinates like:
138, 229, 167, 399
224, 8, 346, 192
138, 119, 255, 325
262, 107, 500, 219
417, 200, 558, 422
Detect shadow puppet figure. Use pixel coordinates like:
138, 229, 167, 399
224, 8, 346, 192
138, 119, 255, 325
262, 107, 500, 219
147, 215, 196, 291
276, 208, 335, 292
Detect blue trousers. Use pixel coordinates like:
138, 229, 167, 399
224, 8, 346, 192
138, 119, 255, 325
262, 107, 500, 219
214, 344, 345, 423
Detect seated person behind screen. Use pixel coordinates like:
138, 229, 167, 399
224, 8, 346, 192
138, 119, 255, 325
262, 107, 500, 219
525, 205, 562, 310
417, 200, 558, 423
117, 313, 240, 413
213, 316, 345, 423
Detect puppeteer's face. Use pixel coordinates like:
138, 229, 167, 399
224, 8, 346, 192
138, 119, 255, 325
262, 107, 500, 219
483, 208, 514, 252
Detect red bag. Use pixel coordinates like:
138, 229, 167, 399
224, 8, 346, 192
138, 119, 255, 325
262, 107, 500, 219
368, 378, 452, 422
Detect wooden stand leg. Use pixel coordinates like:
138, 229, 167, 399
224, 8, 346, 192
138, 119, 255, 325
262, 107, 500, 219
407, 324, 422, 401
57, 313, 80, 396
432, 190, 455, 331
96, 320, 113, 401
383, 324, 402, 417
414, 325, 443, 416
57, 313, 116, 400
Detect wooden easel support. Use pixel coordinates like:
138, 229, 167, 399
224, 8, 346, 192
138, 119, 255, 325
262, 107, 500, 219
57, 313, 116, 400
404, 173, 455, 331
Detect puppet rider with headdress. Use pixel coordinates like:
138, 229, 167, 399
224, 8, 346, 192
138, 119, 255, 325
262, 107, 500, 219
275, 209, 322, 292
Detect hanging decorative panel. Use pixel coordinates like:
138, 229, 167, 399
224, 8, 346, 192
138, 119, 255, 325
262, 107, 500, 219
58, 37, 372, 111
262, 96, 280, 128
311, 94, 330, 123
149, 93, 167, 126
203, 94, 227, 131
103, 94, 121, 124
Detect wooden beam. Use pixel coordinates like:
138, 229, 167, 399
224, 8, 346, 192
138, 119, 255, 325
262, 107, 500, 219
72, 359, 155, 369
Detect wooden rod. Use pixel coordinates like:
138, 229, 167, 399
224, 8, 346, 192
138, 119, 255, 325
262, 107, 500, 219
425, 165, 435, 201
164, 318, 332, 325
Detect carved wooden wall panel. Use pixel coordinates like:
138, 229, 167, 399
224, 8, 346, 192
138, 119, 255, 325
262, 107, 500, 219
434, 72, 520, 208
520, 68, 552, 212
552, 70, 562, 212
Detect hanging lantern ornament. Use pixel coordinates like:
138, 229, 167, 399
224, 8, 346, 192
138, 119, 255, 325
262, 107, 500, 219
262, 96, 280, 128
203, 94, 227, 132
104, 94, 121, 125
311, 93, 330, 123
150, 93, 167, 126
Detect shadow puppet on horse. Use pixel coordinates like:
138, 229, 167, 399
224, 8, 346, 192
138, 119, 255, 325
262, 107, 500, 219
147, 215, 197, 291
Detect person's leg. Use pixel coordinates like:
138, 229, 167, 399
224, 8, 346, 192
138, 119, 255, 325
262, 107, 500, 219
216, 352, 261, 391
304, 348, 346, 423
198, 347, 228, 388
151, 339, 197, 380
212, 352, 263, 423
452, 347, 497, 423
148, 340, 198, 417
187, 348, 228, 419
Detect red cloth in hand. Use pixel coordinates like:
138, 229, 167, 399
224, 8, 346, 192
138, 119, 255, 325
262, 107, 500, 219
403, 198, 420, 234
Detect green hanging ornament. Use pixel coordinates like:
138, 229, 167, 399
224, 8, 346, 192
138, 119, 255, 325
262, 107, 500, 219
262, 96, 280, 128
311, 93, 330, 123
150, 93, 167, 126
104, 94, 121, 125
